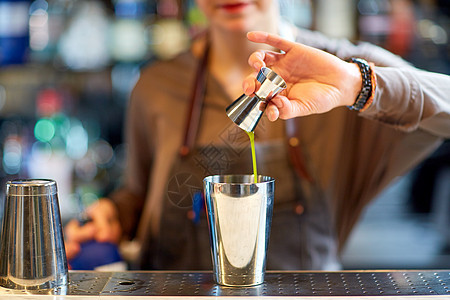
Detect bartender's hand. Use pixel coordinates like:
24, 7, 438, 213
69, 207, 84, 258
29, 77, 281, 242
64, 198, 122, 260
243, 31, 363, 121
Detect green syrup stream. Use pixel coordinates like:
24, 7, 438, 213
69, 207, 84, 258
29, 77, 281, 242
247, 131, 258, 184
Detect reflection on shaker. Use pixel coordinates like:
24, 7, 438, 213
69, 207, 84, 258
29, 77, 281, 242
0, 179, 68, 290
216, 192, 263, 268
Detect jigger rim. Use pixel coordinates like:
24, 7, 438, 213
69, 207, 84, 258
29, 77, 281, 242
258, 67, 287, 89
6, 178, 57, 196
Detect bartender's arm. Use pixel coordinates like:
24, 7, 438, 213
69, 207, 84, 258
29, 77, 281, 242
244, 31, 450, 138
64, 87, 151, 260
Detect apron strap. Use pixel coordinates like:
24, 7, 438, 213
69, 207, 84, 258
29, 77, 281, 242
179, 40, 210, 157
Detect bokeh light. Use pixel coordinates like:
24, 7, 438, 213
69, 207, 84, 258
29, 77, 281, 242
3, 137, 22, 175
34, 118, 56, 142
66, 122, 88, 160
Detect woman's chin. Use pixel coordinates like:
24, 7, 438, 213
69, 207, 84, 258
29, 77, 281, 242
213, 19, 264, 35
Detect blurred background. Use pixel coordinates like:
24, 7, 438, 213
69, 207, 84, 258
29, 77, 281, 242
0, 0, 449, 269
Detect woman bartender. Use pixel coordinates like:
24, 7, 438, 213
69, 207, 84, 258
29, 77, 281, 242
64, 0, 450, 270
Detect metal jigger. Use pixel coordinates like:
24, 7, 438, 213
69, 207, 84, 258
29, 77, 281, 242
0, 179, 68, 291
226, 67, 286, 132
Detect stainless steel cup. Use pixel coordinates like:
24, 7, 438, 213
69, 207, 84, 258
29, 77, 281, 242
226, 67, 286, 132
0, 179, 68, 290
203, 175, 274, 286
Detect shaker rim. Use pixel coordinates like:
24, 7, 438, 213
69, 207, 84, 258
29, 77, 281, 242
6, 179, 57, 196
203, 174, 275, 185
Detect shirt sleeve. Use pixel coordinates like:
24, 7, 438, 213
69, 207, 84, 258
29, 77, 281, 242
361, 66, 450, 138
295, 28, 450, 138
109, 84, 154, 240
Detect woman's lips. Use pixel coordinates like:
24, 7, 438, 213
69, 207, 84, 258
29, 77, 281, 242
218, 2, 251, 13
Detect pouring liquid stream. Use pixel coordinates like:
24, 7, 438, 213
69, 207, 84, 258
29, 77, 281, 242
247, 131, 258, 184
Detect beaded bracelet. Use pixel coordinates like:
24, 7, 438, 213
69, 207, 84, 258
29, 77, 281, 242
347, 58, 376, 112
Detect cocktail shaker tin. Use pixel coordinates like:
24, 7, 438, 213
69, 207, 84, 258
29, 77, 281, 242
0, 179, 68, 290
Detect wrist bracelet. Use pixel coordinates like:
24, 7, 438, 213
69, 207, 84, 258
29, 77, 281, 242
347, 58, 376, 112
